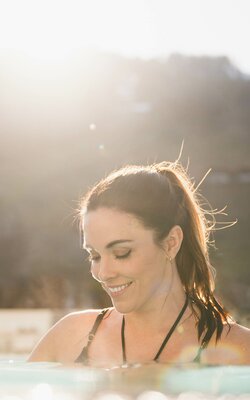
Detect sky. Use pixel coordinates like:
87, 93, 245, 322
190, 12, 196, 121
0, 0, 249, 73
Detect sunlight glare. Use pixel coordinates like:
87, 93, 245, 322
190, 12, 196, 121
0, 0, 249, 71
0, 0, 98, 61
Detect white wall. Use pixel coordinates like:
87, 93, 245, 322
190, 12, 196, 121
0, 309, 54, 358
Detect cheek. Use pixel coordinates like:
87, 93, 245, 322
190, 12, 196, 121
132, 249, 162, 275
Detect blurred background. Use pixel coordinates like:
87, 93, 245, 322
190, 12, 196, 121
0, 0, 250, 353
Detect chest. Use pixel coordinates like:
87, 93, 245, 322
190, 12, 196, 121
87, 321, 200, 367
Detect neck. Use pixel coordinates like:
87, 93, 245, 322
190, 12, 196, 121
126, 292, 188, 332
121, 290, 190, 364
123, 265, 189, 333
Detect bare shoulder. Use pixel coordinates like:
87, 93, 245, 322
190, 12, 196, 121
204, 322, 250, 365
28, 309, 104, 362
54, 308, 102, 334
222, 322, 250, 348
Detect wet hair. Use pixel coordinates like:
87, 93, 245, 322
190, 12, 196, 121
80, 161, 232, 347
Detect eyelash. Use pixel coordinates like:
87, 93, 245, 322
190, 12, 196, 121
116, 250, 132, 259
88, 250, 131, 262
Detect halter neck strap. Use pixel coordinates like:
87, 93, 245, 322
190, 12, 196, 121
121, 293, 189, 364
153, 294, 189, 361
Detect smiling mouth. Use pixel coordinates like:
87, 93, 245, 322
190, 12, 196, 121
107, 281, 132, 294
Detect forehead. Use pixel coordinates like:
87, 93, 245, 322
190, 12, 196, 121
83, 207, 152, 248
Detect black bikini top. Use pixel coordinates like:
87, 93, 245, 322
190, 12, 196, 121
75, 308, 110, 364
121, 294, 189, 364
75, 297, 204, 365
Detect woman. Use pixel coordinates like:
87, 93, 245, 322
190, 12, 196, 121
29, 161, 250, 366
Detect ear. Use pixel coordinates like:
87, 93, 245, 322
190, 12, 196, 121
162, 225, 183, 259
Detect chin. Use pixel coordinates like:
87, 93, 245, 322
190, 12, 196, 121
111, 300, 135, 314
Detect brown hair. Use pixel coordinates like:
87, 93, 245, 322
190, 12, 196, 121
80, 161, 232, 347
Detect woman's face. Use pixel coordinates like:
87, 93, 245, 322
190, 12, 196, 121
83, 207, 172, 314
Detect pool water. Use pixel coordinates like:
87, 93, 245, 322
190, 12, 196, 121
0, 361, 249, 399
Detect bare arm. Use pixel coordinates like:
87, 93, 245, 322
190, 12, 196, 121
28, 324, 58, 362
28, 310, 99, 363
202, 323, 250, 365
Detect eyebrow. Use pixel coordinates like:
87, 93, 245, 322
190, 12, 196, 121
84, 239, 133, 251
106, 239, 133, 249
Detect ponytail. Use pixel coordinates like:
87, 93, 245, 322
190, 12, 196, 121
156, 162, 232, 345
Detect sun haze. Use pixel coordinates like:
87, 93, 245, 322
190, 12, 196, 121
0, 0, 249, 72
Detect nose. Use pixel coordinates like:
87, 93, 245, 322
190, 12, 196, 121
91, 256, 118, 283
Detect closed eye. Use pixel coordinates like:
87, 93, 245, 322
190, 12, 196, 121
114, 249, 131, 259
87, 249, 132, 262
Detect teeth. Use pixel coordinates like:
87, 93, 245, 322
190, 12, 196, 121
109, 282, 131, 293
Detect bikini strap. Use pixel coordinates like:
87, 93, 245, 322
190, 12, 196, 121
154, 294, 189, 361
86, 308, 110, 344
121, 294, 189, 364
75, 308, 109, 363
121, 317, 126, 364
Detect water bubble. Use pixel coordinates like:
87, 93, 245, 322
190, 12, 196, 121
89, 123, 96, 131
31, 383, 53, 400
177, 392, 206, 400
137, 390, 168, 400
98, 144, 105, 150
95, 392, 130, 400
